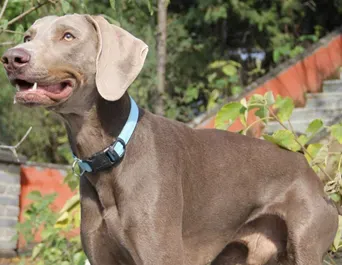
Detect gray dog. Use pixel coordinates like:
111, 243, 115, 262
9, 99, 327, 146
1, 14, 339, 265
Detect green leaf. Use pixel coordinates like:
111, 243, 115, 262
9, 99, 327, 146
208, 60, 227, 69
330, 123, 342, 144
330, 193, 342, 203
305, 143, 323, 163
231, 86, 242, 95
310, 144, 329, 167
14, 24, 25, 43
184, 86, 199, 103
255, 106, 269, 120
109, 0, 116, 10
32, 243, 44, 259
248, 93, 269, 120
41, 227, 53, 240
239, 113, 247, 127
306, 119, 324, 138
227, 60, 242, 68
240, 98, 247, 108
207, 89, 220, 110
101, 15, 120, 26
274, 96, 294, 122
215, 102, 244, 130
248, 94, 265, 109
240, 98, 248, 127
263, 130, 301, 152
59, 193, 80, 215
299, 35, 318, 42
56, 212, 69, 224
273, 49, 281, 63
290, 45, 305, 58
215, 78, 228, 89
27, 191, 42, 201
298, 134, 309, 146
146, 0, 154, 15
0, 19, 8, 30
333, 216, 342, 251
207, 72, 217, 83
73, 252, 87, 265
222, 65, 237, 76
265, 91, 275, 106
61, 0, 71, 13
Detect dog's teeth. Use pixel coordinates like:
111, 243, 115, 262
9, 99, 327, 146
13, 98, 16, 104
16, 84, 20, 91
32, 82, 37, 91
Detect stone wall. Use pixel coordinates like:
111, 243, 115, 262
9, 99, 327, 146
0, 150, 26, 257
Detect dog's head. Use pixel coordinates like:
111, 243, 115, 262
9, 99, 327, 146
1, 14, 148, 112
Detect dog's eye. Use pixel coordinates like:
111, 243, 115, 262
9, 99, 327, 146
23, 36, 31, 43
63, 32, 75, 41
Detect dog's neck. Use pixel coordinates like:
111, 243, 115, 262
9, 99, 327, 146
61, 92, 131, 160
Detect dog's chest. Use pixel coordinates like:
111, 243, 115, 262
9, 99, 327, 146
81, 202, 139, 264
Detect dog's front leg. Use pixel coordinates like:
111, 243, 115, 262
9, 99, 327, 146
126, 220, 186, 265
102, 189, 186, 265
79, 174, 186, 265
79, 175, 127, 265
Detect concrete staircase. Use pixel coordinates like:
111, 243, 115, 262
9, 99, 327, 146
265, 79, 342, 134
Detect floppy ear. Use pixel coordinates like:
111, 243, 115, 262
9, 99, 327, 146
87, 15, 148, 101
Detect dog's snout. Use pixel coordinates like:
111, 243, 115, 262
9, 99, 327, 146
1, 48, 31, 71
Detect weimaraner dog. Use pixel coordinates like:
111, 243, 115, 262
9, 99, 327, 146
1, 14, 339, 265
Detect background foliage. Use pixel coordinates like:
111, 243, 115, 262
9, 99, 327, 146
1, 0, 342, 163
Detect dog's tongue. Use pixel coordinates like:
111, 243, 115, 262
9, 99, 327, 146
39, 83, 64, 93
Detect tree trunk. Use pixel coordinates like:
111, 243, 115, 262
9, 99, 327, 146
155, 0, 168, 116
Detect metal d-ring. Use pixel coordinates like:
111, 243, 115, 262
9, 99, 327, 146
72, 158, 85, 177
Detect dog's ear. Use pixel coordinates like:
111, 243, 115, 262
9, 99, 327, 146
86, 15, 148, 101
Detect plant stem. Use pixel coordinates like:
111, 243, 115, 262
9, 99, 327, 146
329, 152, 342, 155
0, 41, 15, 46
244, 116, 273, 134
338, 155, 342, 173
0, 0, 9, 21
1, 29, 25, 35
268, 108, 333, 181
7, 1, 48, 26
326, 253, 337, 265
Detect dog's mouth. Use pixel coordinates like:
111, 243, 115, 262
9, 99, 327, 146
14, 78, 73, 106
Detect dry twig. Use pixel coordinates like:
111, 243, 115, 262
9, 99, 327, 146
0, 127, 32, 162
0, 0, 9, 21
0, 41, 15, 46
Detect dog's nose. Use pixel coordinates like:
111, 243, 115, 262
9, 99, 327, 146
1, 48, 31, 71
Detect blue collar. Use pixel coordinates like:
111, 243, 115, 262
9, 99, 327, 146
72, 96, 139, 175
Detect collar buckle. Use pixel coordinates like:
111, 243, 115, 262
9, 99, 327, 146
86, 149, 116, 173
85, 138, 127, 173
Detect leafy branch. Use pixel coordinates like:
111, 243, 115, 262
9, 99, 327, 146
0, 0, 60, 35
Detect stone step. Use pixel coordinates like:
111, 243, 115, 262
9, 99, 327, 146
265, 119, 328, 134
265, 114, 342, 134
265, 120, 311, 134
264, 79, 342, 134
323, 79, 342, 93
305, 92, 342, 109
286, 107, 342, 122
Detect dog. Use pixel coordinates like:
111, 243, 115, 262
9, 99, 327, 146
1, 14, 338, 265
